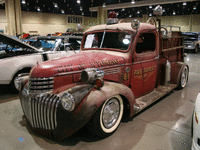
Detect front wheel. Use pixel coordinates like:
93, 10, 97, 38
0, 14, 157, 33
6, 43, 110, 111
87, 95, 124, 137
177, 66, 189, 89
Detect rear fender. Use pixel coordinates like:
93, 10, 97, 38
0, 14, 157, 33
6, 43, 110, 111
171, 62, 189, 85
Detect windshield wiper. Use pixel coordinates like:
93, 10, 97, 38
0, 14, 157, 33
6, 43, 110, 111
100, 30, 106, 49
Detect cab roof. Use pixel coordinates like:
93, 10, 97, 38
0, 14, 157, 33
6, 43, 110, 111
85, 22, 156, 33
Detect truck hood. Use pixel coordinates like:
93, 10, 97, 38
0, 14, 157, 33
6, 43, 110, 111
30, 51, 125, 78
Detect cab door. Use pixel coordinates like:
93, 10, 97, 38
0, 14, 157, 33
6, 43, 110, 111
131, 32, 159, 98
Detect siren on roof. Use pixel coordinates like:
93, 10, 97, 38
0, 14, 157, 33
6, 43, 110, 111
107, 11, 119, 25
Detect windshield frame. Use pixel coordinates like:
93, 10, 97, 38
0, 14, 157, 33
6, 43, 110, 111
81, 30, 134, 53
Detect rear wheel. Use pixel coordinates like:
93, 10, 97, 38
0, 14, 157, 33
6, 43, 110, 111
177, 66, 189, 89
87, 95, 123, 137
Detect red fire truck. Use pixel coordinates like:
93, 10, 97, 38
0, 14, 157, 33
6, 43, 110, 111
19, 13, 188, 140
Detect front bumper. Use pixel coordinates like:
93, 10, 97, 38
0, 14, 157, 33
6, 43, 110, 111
20, 84, 97, 140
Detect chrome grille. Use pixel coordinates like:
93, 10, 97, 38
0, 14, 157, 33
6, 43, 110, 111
29, 77, 54, 93
31, 94, 60, 130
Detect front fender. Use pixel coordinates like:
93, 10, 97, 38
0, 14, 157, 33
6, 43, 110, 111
53, 81, 135, 140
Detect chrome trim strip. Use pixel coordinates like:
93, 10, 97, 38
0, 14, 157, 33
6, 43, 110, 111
47, 94, 54, 130
43, 94, 50, 129
34, 99, 39, 127
54, 99, 60, 128
30, 85, 54, 89
31, 98, 36, 127
51, 96, 58, 129
29, 77, 54, 81
104, 68, 120, 75
30, 81, 54, 85
40, 96, 46, 129
37, 97, 42, 128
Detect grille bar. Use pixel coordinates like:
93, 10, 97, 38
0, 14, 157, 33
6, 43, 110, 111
29, 77, 54, 92
31, 94, 59, 130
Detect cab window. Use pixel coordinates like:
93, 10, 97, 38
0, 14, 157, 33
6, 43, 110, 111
136, 33, 155, 53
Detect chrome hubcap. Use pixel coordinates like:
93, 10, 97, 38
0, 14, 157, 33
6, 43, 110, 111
14, 76, 20, 90
102, 98, 120, 129
181, 68, 187, 87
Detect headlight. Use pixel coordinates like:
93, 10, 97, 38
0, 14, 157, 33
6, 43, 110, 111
60, 85, 93, 111
61, 93, 75, 111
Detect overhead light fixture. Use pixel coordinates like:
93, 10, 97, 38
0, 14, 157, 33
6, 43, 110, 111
37, 7, 40, 11
149, 5, 152, 9
173, 10, 176, 15
82, 12, 84, 15
22, 0, 25, 4
80, 6, 82, 11
129, 15, 132, 17
54, 3, 58, 7
61, 9, 65, 13
102, 2, 106, 7
163, 8, 165, 12
77, 0, 81, 4
193, 6, 196, 10
149, 13, 152, 16
131, 0, 135, 4
122, 8, 125, 11
137, 10, 140, 14
183, 2, 187, 6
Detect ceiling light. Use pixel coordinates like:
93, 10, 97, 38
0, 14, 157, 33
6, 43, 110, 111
193, 6, 196, 10
80, 6, 82, 11
129, 15, 132, 17
61, 9, 65, 13
149, 13, 152, 16
163, 9, 165, 12
54, 3, 58, 7
37, 7, 40, 11
149, 5, 152, 9
173, 10, 176, 15
22, 0, 25, 4
82, 12, 84, 15
131, 0, 135, 4
103, 2, 106, 7
122, 8, 125, 11
137, 10, 140, 14
77, 0, 81, 4
183, 2, 187, 6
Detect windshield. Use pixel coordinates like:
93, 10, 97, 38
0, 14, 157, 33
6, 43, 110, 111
83, 31, 132, 51
183, 34, 198, 40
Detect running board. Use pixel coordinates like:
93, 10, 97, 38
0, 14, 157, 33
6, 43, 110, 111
133, 84, 177, 114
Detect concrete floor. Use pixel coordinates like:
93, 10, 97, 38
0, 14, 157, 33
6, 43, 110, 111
0, 53, 200, 150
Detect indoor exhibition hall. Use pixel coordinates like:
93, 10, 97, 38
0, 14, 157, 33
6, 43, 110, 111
0, 0, 200, 150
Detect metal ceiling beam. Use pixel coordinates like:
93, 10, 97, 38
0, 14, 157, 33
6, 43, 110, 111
89, 0, 198, 12
0, 0, 5, 5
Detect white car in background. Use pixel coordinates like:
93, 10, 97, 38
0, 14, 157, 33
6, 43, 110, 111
0, 33, 81, 91
192, 92, 200, 150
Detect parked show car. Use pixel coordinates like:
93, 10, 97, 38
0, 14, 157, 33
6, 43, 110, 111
183, 32, 200, 53
192, 93, 200, 150
0, 33, 81, 91
31, 35, 82, 52
18, 13, 188, 140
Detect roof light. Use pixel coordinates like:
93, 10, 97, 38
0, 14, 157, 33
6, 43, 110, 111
82, 12, 84, 15
103, 2, 106, 7
122, 8, 125, 11
131, 0, 135, 4
54, 3, 58, 7
137, 10, 140, 14
149, 13, 152, 16
149, 5, 152, 9
183, 2, 187, 6
22, 0, 25, 4
80, 6, 82, 11
37, 7, 40, 11
173, 10, 176, 15
193, 6, 196, 10
61, 9, 65, 13
77, 0, 81, 4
